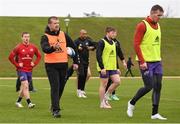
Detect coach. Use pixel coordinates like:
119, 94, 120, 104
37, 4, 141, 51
40, 16, 78, 118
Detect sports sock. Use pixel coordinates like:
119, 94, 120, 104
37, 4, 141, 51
17, 97, 22, 103
26, 99, 31, 104
112, 90, 115, 95
130, 99, 136, 105
152, 104, 158, 115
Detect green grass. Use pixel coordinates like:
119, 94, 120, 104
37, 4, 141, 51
0, 78, 179, 123
0, 17, 180, 76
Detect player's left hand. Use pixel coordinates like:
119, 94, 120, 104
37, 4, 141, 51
117, 69, 121, 75
31, 62, 35, 67
87, 46, 94, 50
73, 64, 78, 70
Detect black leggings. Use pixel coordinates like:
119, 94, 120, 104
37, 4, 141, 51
131, 73, 162, 107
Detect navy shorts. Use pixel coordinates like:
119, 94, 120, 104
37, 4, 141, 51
99, 70, 119, 78
17, 71, 32, 82
140, 62, 163, 77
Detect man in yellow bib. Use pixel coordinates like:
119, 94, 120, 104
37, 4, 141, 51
96, 27, 123, 108
127, 5, 167, 120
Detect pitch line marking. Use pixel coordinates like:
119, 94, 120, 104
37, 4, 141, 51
0, 84, 179, 102
0, 76, 180, 80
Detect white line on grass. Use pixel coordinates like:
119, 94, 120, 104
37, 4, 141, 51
1, 76, 180, 80
0, 84, 179, 102
0, 84, 14, 87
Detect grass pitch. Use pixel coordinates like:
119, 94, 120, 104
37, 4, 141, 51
0, 77, 179, 123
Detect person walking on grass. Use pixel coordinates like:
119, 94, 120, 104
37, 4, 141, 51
125, 57, 134, 77
105, 30, 127, 101
96, 27, 126, 108
126, 5, 167, 120
40, 16, 79, 118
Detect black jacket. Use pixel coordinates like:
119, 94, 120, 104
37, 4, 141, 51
96, 36, 125, 70
40, 26, 79, 64
74, 37, 96, 65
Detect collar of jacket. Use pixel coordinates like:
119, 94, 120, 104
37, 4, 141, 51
45, 26, 60, 36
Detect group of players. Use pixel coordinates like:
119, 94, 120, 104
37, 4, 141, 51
8, 4, 167, 120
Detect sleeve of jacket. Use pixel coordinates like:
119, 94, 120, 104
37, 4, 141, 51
8, 45, 20, 68
74, 39, 79, 47
65, 33, 79, 64
40, 35, 56, 54
134, 22, 146, 64
33, 45, 42, 66
88, 38, 97, 50
116, 40, 125, 60
96, 40, 105, 70
92, 41, 98, 50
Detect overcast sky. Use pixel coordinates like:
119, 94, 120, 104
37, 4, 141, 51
0, 0, 179, 17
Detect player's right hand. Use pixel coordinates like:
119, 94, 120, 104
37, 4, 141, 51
53, 42, 61, 51
54, 44, 60, 50
19, 63, 23, 67
78, 46, 83, 50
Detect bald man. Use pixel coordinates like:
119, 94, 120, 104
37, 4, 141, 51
73, 29, 96, 98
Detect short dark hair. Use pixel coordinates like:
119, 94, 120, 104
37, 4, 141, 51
151, 5, 164, 12
48, 16, 58, 24
105, 27, 116, 33
21, 32, 29, 37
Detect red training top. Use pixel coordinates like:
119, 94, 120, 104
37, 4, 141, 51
9, 43, 42, 72
134, 16, 158, 64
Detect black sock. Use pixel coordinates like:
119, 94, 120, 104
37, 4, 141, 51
152, 104, 158, 115
26, 99, 31, 104
130, 99, 136, 105
17, 97, 22, 103
112, 90, 115, 95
